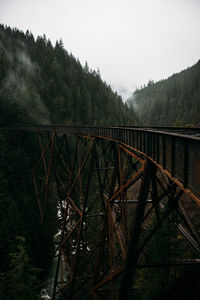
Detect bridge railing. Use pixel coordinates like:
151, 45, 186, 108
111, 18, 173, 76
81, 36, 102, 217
2, 125, 200, 200
77, 126, 200, 199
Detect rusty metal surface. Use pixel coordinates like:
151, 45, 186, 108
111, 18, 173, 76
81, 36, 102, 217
2, 125, 200, 201
2, 127, 200, 299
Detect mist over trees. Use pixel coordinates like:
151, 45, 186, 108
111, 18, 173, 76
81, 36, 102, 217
127, 60, 200, 126
0, 24, 136, 126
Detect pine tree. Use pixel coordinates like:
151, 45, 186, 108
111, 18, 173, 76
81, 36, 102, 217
5, 236, 41, 300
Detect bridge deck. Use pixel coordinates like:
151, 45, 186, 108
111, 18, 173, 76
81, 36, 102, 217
2, 126, 200, 203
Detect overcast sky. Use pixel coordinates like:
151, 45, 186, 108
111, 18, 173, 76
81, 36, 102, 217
0, 0, 199, 99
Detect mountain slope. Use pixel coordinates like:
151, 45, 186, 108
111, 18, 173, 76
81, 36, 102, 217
0, 24, 135, 126
127, 60, 200, 126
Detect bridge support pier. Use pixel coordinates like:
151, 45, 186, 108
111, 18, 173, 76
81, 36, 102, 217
5, 128, 200, 299
119, 158, 157, 299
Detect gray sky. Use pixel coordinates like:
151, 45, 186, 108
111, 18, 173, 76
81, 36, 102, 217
0, 0, 200, 99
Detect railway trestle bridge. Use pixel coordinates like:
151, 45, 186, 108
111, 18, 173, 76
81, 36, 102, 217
2, 126, 200, 299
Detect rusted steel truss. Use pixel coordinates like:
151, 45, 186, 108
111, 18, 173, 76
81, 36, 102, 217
6, 129, 200, 299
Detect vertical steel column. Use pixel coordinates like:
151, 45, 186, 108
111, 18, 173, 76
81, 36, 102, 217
119, 158, 157, 299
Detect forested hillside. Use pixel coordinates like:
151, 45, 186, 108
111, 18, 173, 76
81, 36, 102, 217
0, 25, 136, 299
127, 60, 200, 126
0, 24, 136, 126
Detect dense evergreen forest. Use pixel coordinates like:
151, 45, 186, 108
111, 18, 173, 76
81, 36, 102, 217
1, 23, 199, 299
0, 24, 135, 126
0, 24, 137, 299
127, 60, 200, 126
